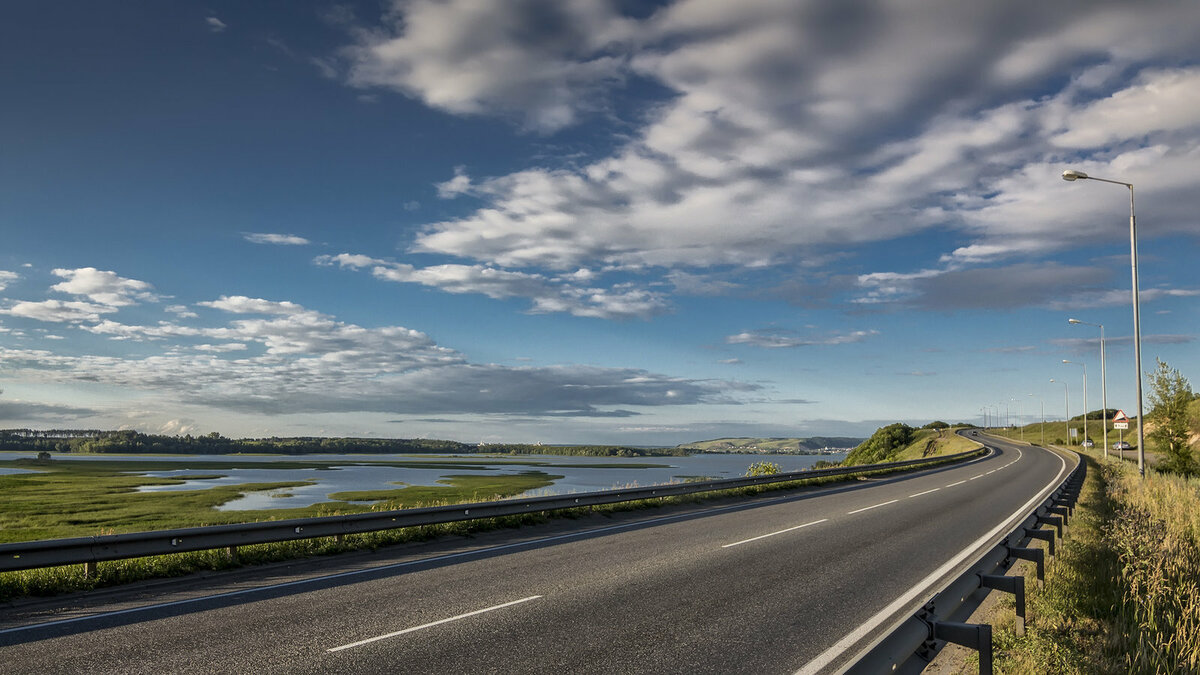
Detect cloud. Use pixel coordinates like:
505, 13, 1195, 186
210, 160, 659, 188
317, 253, 670, 319
165, 304, 199, 319
198, 295, 308, 315
0, 399, 97, 422
0, 270, 18, 291
206, 16, 227, 33
243, 233, 311, 246
328, 1, 1200, 318
726, 328, 878, 349
2, 298, 756, 417
50, 268, 158, 307
343, 0, 632, 132
3, 299, 118, 323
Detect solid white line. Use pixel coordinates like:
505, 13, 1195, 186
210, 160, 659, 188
908, 488, 940, 498
794, 445, 1067, 675
327, 595, 542, 652
721, 519, 828, 548
945, 480, 966, 487
847, 500, 898, 515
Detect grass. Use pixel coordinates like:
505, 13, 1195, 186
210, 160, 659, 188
985, 448, 1200, 674
891, 428, 977, 461
0, 451, 976, 602
0, 458, 563, 543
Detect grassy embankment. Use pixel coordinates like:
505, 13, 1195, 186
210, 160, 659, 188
974, 448, 1200, 673
0, 451, 968, 601
843, 425, 978, 466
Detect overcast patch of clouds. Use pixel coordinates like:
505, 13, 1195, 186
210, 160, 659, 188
0, 399, 96, 421
334, 1, 1200, 314
243, 233, 311, 246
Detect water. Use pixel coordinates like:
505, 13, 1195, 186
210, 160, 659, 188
0, 451, 845, 510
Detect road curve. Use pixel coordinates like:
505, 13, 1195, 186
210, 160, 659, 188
0, 433, 1071, 674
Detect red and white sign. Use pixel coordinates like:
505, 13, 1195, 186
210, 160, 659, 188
1113, 410, 1130, 430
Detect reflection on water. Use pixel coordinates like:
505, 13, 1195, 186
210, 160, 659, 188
1, 451, 846, 511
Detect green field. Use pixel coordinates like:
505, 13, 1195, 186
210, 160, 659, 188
0, 457, 575, 543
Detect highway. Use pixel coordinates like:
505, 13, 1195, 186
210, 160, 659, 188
0, 433, 1071, 674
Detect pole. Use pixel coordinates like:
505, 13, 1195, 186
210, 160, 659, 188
1100, 325, 1108, 459
1129, 186, 1146, 477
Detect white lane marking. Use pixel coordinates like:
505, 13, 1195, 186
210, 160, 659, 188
795, 443, 1067, 675
908, 488, 940, 498
969, 474, 984, 481
945, 480, 966, 487
847, 500, 898, 515
722, 519, 828, 548
327, 595, 542, 652
986, 470, 997, 475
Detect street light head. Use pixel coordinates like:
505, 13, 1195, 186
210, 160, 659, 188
1062, 359, 1071, 364
1068, 318, 1081, 324
1062, 169, 1089, 181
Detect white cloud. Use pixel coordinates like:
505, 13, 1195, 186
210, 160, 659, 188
318, 254, 670, 319
243, 232, 311, 246
726, 329, 878, 349
0, 270, 18, 291
198, 295, 308, 315
50, 268, 158, 307
206, 16, 227, 32
344, 0, 633, 132
4, 299, 118, 323
165, 304, 199, 319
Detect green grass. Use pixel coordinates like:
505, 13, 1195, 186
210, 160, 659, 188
0, 451, 976, 601
987, 448, 1200, 674
891, 428, 978, 461
0, 458, 562, 543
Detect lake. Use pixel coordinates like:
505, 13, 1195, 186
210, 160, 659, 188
0, 451, 846, 510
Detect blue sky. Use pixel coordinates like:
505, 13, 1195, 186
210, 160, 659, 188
1, 1, 1198, 445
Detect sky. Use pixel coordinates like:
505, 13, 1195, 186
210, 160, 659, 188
1, 1, 1198, 445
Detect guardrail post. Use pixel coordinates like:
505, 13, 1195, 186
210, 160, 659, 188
1024, 527, 1056, 559
930, 621, 993, 675
978, 573, 1025, 636
1006, 545, 1044, 589
84, 560, 97, 579
1047, 505, 1070, 535
225, 546, 238, 563
1036, 514, 1064, 540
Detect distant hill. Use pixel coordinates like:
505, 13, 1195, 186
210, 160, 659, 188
675, 436, 863, 454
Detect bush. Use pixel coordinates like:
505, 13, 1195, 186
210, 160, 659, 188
745, 461, 781, 477
844, 423, 916, 466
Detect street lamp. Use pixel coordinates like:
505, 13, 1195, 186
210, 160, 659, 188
1050, 378, 1069, 444
1062, 169, 1146, 477
1063, 360, 1087, 448
1069, 318, 1108, 459
1011, 397, 1023, 441
1028, 393, 1044, 446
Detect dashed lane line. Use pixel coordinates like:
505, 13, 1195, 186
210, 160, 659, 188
722, 519, 828, 548
847, 500, 899, 515
327, 595, 543, 652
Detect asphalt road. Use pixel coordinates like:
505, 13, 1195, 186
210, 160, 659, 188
0, 433, 1071, 674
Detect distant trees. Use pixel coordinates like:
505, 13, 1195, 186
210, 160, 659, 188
745, 461, 781, 477
922, 421, 949, 430
1147, 358, 1197, 476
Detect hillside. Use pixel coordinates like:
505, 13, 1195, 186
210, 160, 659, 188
843, 425, 977, 466
675, 436, 862, 454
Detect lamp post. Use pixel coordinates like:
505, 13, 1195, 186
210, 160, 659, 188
1029, 393, 1044, 446
1050, 378, 1069, 444
1062, 169, 1145, 477
1063, 360, 1088, 448
1069, 318, 1108, 459
1011, 397, 1023, 441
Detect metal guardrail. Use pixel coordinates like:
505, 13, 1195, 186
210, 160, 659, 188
845, 446, 1085, 674
0, 446, 985, 575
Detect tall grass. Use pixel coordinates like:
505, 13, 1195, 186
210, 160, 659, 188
991, 450, 1200, 673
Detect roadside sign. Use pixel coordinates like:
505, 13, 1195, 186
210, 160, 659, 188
1113, 409, 1130, 430
1069, 428, 1078, 438
1114, 421, 1129, 429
